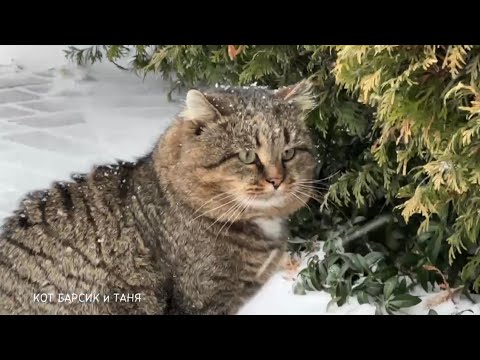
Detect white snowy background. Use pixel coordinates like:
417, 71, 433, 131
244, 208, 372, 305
0, 45, 479, 315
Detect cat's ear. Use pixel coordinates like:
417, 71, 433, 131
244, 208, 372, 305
274, 79, 317, 114
180, 89, 221, 122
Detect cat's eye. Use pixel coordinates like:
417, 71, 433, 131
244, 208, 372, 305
238, 150, 256, 164
282, 148, 295, 161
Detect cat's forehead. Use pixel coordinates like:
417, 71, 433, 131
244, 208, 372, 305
206, 87, 293, 112
206, 87, 299, 124
220, 112, 301, 152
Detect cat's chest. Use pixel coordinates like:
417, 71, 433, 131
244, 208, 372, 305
236, 217, 287, 283
252, 217, 286, 241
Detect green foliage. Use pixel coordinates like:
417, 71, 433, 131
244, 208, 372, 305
65, 45, 480, 308
295, 242, 422, 314
333, 45, 480, 292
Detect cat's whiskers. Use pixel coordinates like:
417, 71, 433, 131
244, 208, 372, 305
214, 198, 249, 239
295, 181, 329, 187
288, 191, 312, 215
191, 191, 235, 217
296, 179, 330, 183
206, 195, 244, 230
217, 196, 254, 240
294, 187, 347, 214
295, 181, 330, 190
224, 200, 251, 236
295, 183, 329, 194
294, 188, 324, 203
190, 195, 239, 222
295, 190, 327, 200
296, 173, 339, 183
297, 171, 341, 183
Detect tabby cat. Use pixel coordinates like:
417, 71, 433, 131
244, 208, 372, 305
0, 80, 318, 314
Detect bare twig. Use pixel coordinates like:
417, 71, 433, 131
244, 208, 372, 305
342, 214, 392, 246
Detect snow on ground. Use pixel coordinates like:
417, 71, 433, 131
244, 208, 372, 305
1, 46, 479, 315
239, 247, 480, 315
0, 45, 95, 72
238, 248, 377, 315
0, 47, 181, 220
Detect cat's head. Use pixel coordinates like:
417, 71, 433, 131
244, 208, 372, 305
156, 80, 318, 221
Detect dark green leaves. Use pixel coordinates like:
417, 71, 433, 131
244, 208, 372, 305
296, 247, 421, 314
383, 277, 397, 299
387, 294, 422, 310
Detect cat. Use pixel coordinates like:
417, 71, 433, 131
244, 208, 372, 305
0, 80, 318, 315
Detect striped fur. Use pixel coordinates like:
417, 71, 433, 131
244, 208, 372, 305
0, 81, 317, 315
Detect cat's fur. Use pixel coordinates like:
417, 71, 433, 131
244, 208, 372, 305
0, 80, 317, 315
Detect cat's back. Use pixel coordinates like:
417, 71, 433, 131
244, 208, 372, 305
0, 155, 168, 314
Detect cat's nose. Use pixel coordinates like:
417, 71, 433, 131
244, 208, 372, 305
266, 177, 283, 190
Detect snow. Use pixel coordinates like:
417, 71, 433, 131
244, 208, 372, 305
0, 46, 180, 219
1, 46, 479, 315
0, 45, 88, 72
238, 273, 377, 315
239, 246, 480, 315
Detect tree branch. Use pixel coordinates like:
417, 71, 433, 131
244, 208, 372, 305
342, 214, 392, 246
